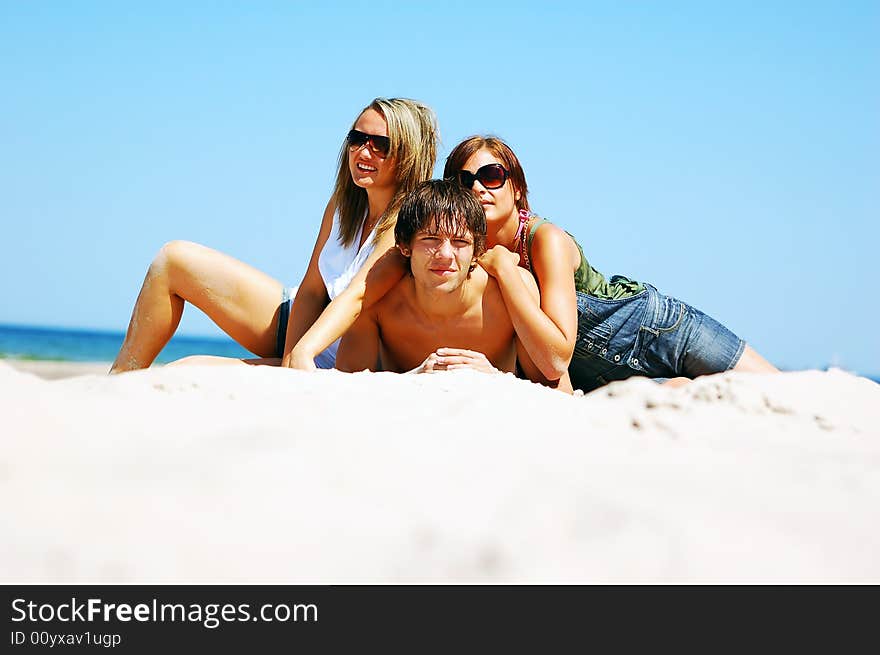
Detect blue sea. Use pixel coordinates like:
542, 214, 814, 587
0, 323, 251, 364
1, 323, 878, 383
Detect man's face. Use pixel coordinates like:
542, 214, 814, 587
402, 226, 476, 293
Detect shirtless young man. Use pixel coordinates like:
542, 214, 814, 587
335, 179, 563, 388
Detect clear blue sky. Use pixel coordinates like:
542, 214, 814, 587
1, 2, 877, 374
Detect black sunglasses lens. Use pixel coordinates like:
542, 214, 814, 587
348, 130, 390, 156
371, 135, 390, 156
457, 170, 477, 188
477, 164, 506, 189
347, 130, 368, 148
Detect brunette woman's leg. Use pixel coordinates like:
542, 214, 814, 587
637, 286, 780, 379
658, 346, 776, 389
661, 377, 691, 388
732, 344, 778, 373
110, 241, 284, 373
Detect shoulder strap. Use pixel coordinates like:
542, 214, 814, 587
525, 218, 550, 268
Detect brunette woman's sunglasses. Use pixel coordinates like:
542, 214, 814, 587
347, 129, 391, 157
455, 163, 509, 190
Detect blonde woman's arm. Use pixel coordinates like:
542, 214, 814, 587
334, 307, 381, 372
279, 199, 336, 366
284, 227, 407, 369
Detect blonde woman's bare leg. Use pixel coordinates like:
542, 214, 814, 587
732, 345, 779, 373
111, 241, 284, 373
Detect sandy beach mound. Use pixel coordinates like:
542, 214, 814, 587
2, 362, 878, 583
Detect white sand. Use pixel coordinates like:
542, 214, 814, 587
4, 359, 111, 380
2, 361, 878, 583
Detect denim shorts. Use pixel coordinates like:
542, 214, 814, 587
275, 286, 336, 369
568, 284, 745, 392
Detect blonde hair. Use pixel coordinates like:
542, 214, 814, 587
332, 98, 438, 248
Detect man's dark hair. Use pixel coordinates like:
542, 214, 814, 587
394, 179, 487, 259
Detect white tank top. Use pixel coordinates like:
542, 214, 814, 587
294, 211, 376, 368
317, 211, 379, 301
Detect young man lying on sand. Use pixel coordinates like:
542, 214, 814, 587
336, 180, 564, 390
168, 180, 570, 391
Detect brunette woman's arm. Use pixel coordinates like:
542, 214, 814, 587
506, 266, 573, 392
479, 226, 578, 381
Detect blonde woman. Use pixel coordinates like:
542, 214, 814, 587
110, 98, 437, 372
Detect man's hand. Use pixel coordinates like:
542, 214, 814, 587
411, 352, 443, 374
282, 347, 318, 371
411, 348, 500, 374
477, 245, 520, 278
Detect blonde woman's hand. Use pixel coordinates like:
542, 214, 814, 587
478, 245, 520, 278
282, 347, 318, 371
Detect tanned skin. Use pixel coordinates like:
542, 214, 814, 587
335, 227, 558, 388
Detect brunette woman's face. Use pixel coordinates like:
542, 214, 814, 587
348, 108, 397, 192
460, 149, 520, 226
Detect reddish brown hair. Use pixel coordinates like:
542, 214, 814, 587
443, 135, 530, 212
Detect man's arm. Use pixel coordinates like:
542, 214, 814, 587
417, 348, 500, 374
334, 308, 381, 372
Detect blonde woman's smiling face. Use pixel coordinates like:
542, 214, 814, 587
460, 149, 520, 227
348, 108, 397, 191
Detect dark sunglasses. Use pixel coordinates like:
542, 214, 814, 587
347, 129, 391, 157
456, 163, 509, 190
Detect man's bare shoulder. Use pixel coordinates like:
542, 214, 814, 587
371, 273, 415, 315
479, 269, 502, 296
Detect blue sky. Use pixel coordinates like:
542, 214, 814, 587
1, 2, 877, 374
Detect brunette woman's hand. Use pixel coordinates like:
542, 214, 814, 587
478, 245, 520, 278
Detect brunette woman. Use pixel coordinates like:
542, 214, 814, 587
443, 136, 777, 392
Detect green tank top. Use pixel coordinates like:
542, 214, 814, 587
523, 216, 644, 300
